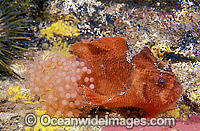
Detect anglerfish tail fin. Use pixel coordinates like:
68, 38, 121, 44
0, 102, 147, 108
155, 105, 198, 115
84, 88, 110, 106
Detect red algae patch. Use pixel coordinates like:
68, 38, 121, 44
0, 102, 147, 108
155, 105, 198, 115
25, 53, 92, 117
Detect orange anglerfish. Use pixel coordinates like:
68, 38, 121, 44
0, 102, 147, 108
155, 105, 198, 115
72, 37, 182, 119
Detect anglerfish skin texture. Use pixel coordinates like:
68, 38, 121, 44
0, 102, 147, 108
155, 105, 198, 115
72, 37, 182, 119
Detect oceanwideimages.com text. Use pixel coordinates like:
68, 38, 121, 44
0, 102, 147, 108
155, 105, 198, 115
38, 114, 175, 129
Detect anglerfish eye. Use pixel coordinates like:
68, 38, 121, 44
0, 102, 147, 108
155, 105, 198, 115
158, 78, 165, 84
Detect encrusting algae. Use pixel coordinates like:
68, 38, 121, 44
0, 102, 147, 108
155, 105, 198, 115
8, 86, 32, 103
40, 19, 80, 39
166, 108, 180, 119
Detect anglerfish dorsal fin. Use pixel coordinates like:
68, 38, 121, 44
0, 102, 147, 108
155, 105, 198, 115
131, 47, 167, 71
87, 37, 127, 55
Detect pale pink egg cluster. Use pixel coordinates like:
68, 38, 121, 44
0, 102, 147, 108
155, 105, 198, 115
25, 53, 95, 117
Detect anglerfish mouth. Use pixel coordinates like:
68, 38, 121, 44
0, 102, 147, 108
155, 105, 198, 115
172, 78, 183, 98
159, 77, 182, 105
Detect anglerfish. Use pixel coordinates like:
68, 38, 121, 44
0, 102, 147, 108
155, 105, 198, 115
72, 37, 182, 119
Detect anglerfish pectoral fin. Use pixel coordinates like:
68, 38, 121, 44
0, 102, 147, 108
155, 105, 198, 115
84, 87, 138, 107
84, 87, 112, 106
